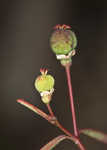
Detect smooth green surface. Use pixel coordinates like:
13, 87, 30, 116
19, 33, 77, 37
35, 74, 55, 92
71, 31, 77, 49
80, 129, 107, 144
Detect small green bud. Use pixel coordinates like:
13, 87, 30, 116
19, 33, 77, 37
40, 89, 54, 104
35, 69, 55, 93
50, 24, 77, 55
42, 95, 50, 104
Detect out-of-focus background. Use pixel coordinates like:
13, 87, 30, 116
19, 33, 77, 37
0, 0, 107, 149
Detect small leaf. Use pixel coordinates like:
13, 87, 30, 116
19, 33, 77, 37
80, 128, 107, 144
17, 99, 50, 122
40, 135, 85, 150
40, 135, 67, 150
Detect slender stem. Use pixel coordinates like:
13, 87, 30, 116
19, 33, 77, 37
17, 99, 86, 150
46, 103, 54, 117
65, 63, 79, 137
17, 99, 73, 137
55, 120, 85, 150
46, 103, 74, 137
56, 120, 74, 137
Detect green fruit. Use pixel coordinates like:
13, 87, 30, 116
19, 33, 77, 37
50, 29, 77, 55
35, 69, 55, 92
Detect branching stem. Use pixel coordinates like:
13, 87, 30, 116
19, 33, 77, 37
17, 99, 85, 150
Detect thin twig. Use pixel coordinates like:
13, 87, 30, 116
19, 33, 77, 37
46, 103, 74, 137
65, 63, 79, 137
17, 99, 86, 150
46, 103, 54, 117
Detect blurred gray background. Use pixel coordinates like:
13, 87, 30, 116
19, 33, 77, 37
0, 0, 107, 149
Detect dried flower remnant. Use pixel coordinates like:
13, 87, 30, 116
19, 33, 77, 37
54, 24, 71, 30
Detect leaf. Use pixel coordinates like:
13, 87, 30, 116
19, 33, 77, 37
40, 135, 85, 150
17, 99, 50, 122
40, 135, 67, 150
80, 128, 107, 144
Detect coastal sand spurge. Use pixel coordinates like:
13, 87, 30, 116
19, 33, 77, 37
17, 24, 107, 150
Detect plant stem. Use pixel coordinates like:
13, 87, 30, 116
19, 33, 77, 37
65, 63, 79, 137
56, 120, 74, 137
17, 99, 85, 150
46, 103, 73, 136
17, 99, 73, 137
46, 103, 54, 117
46, 103, 74, 137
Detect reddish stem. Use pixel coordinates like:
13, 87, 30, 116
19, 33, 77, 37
56, 120, 74, 137
46, 103, 54, 117
17, 99, 85, 150
46, 103, 73, 136
65, 64, 79, 137
54, 120, 86, 150
46, 103, 75, 137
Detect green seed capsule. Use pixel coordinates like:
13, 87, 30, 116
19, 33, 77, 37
50, 25, 77, 55
35, 69, 55, 93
